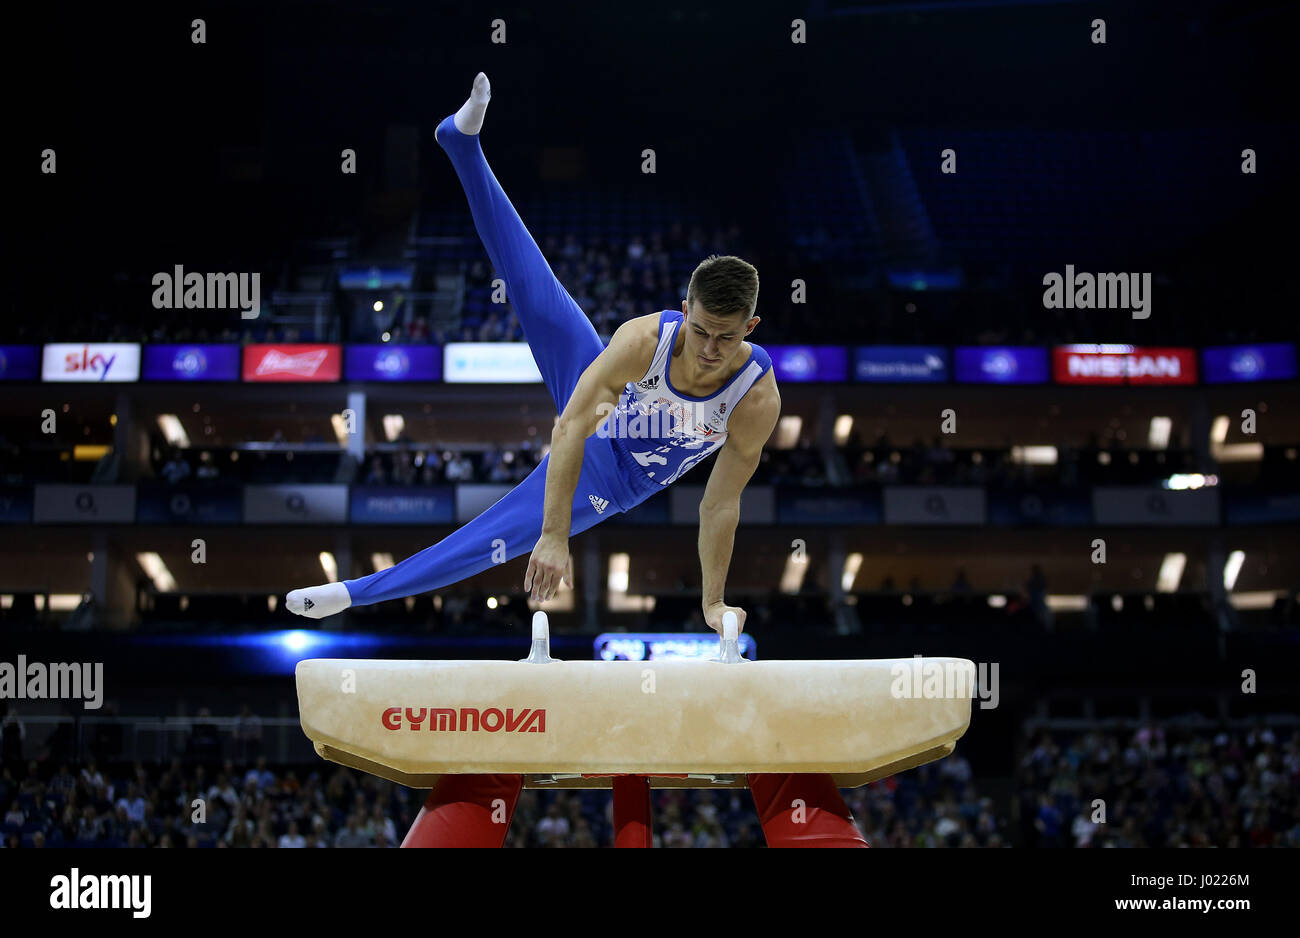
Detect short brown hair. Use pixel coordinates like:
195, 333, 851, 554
686, 254, 758, 319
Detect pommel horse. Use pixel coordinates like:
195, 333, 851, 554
296, 612, 973, 847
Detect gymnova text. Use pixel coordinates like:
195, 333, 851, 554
1, 656, 104, 709
50, 869, 151, 918
889, 656, 999, 710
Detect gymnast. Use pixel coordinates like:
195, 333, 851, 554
287, 74, 867, 846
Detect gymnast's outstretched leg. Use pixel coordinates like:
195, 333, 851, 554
329, 434, 622, 610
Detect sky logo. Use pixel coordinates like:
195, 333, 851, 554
64, 348, 118, 380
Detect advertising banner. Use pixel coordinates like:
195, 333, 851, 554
242, 345, 342, 382
344, 345, 442, 382
882, 487, 986, 524
338, 266, 414, 290
766, 345, 850, 382
0, 487, 33, 523
1202, 343, 1297, 384
443, 343, 543, 383
776, 489, 883, 524
987, 487, 1092, 526
42, 344, 141, 382
242, 485, 349, 523
349, 486, 456, 524
455, 484, 515, 521
143, 344, 240, 381
33, 485, 137, 522
854, 346, 949, 383
954, 347, 1049, 384
136, 484, 243, 524
0, 346, 40, 381
1053, 344, 1198, 385
1091, 486, 1220, 525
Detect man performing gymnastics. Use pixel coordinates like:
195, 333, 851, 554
285, 74, 868, 847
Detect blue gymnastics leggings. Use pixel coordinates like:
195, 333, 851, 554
343, 116, 645, 607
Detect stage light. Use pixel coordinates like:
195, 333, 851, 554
137, 552, 178, 592
608, 553, 629, 593
1156, 553, 1186, 593
1011, 446, 1057, 465
781, 551, 808, 594
775, 416, 801, 449
330, 414, 350, 446
1224, 551, 1245, 591
156, 415, 191, 448
1148, 417, 1171, 449
841, 553, 863, 591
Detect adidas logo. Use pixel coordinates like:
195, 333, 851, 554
636, 375, 660, 391
588, 494, 610, 515
303, 598, 314, 610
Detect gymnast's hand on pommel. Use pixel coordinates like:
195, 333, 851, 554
524, 533, 573, 602
703, 601, 747, 635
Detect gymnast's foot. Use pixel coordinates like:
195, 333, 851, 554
285, 582, 352, 619
437, 71, 491, 144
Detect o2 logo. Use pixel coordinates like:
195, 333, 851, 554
172, 347, 209, 378
779, 349, 816, 380
982, 350, 1018, 380
374, 349, 411, 379
1229, 350, 1264, 380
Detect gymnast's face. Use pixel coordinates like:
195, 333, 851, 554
681, 301, 758, 371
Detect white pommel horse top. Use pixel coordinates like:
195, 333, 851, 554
297, 612, 974, 790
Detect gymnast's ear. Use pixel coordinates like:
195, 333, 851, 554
743, 315, 760, 336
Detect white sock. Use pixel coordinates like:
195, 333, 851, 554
286, 582, 352, 620
453, 72, 491, 135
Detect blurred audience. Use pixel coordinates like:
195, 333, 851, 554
1016, 724, 1300, 848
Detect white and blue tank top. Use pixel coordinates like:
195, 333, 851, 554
604, 309, 772, 487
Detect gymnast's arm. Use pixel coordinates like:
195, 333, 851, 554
698, 371, 781, 634
524, 318, 653, 602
